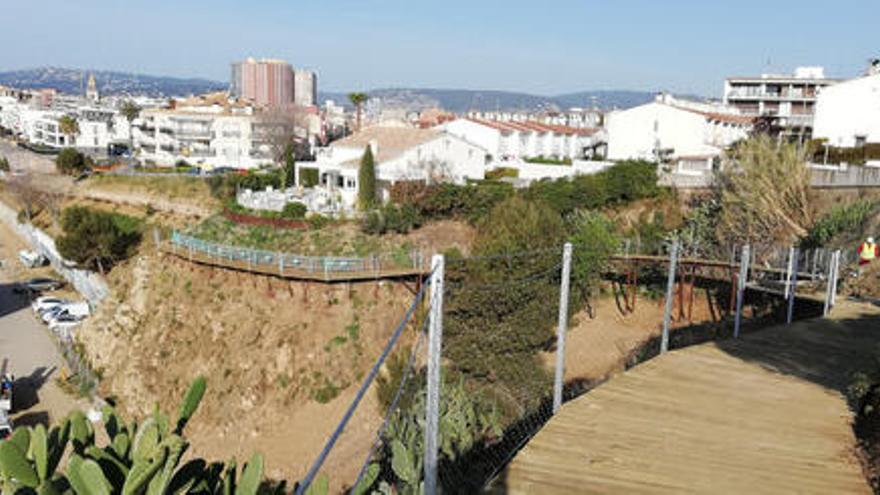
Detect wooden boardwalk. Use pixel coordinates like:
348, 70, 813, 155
504, 300, 880, 494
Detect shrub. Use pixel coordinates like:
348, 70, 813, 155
281, 201, 307, 219
307, 214, 332, 230
802, 199, 874, 248
362, 204, 422, 235
55, 148, 89, 175
298, 167, 319, 187
56, 206, 142, 273
0, 156, 8, 172
524, 156, 573, 165
485, 167, 519, 180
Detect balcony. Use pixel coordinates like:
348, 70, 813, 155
175, 129, 213, 140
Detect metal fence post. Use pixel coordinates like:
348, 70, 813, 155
734, 244, 750, 338
823, 250, 840, 316
786, 247, 800, 324
830, 250, 841, 309
784, 246, 795, 299
553, 243, 573, 415
424, 254, 445, 495
660, 241, 679, 354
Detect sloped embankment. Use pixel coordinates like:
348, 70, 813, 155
76, 250, 419, 481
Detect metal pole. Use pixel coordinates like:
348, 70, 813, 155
786, 247, 799, 324
660, 241, 679, 354
822, 251, 840, 316
830, 250, 841, 308
553, 243, 573, 415
424, 254, 445, 495
734, 244, 750, 338
784, 246, 795, 299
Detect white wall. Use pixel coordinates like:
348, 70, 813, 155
813, 74, 880, 147
606, 102, 746, 161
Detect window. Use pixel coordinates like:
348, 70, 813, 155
856, 135, 868, 148
346, 178, 356, 189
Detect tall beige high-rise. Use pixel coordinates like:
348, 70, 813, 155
230, 58, 294, 108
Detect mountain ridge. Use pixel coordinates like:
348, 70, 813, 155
1, 66, 680, 111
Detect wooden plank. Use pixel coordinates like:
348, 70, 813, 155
504, 301, 878, 494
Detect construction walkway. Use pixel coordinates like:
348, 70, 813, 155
504, 300, 880, 494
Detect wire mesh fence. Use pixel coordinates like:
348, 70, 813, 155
169, 231, 427, 279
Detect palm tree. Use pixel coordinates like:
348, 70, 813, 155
57, 115, 80, 148
348, 92, 368, 133
120, 100, 141, 153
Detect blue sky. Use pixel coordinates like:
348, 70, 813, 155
2, 0, 876, 97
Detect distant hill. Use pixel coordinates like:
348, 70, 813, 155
0, 67, 227, 97
0, 67, 673, 111
319, 88, 662, 112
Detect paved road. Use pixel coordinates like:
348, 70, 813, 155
0, 139, 56, 175
506, 300, 878, 494
0, 221, 85, 428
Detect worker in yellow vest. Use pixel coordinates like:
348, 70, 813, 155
859, 237, 879, 274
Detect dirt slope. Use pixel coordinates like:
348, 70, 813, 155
76, 250, 420, 482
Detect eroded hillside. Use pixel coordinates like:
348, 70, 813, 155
77, 249, 421, 481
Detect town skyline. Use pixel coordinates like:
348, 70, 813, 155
2, 0, 876, 96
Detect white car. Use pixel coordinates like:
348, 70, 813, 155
32, 297, 71, 314
48, 318, 82, 340
39, 302, 89, 324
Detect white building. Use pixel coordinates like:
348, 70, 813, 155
606, 94, 752, 175
135, 106, 263, 169
298, 126, 488, 211
293, 69, 318, 107
812, 71, 880, 148
443, 117, 601, 162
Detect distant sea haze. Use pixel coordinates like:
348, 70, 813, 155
0, 67, 676, 111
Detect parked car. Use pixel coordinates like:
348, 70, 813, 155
16, 277, 65, 293
31, 296, 71, 314
40, 302, 89, 324
48, 319, 82, 340
47, 313, 85, 331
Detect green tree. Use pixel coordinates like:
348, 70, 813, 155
56, 206, 143, 273
120, 100, 141, 150
567, 210, 620, 298
348, 92, 368, 132
58, 114, 80, 147
55, 148, 89, 175
281, 144, 296, 189
358, 145, 377, 210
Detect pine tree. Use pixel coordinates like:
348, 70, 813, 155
358, 145, 377, 210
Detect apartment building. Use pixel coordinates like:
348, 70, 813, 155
293, 69, 317, 107
134, 93, 272, 169
466, 109, 603, 129
723, 67, 840, 140
231, 58, 318, 109
231, 58, 295, 109
443, 117, 601, 161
